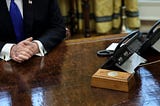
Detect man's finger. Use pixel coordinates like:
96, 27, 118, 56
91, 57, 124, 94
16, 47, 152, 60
25, 37, 33, 41
22, 48, 34, 57
22, 40, 33, 46
18, 37, 33, 45
15, 54, 30, 61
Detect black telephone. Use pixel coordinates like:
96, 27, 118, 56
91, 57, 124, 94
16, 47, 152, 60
101, 30, 144, 70
139, 20, 160, 54
100, 20, 160, 71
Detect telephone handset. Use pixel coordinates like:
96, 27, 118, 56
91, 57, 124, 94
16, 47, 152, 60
139, 20, 160, 54
101, 30, 143, 70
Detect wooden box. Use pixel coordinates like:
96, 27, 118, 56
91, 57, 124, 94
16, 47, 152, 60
91, 69, 135, 92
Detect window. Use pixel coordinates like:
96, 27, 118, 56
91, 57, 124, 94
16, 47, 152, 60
138, 0, 160, 20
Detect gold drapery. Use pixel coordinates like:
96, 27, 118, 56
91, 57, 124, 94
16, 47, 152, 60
58, 0, 140, 34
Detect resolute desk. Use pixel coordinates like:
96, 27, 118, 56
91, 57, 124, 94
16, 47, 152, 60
0, 34, 160, 106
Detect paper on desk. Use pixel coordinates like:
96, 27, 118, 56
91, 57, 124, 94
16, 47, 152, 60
152, 38, 160, 52
106, 43, 118, 51
116, 53, 147, 73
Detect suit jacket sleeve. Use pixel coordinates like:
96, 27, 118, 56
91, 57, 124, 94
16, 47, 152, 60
36, 0, 66, 52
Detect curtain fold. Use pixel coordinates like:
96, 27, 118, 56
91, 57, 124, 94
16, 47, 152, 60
58, 0, 140, 35
125, 0, 140, 29
113, 0, 121, 29
93, 0, 113, 34
58, 0, 70, 25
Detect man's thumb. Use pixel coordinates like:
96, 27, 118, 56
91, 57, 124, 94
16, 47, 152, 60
26, 37, 33, 41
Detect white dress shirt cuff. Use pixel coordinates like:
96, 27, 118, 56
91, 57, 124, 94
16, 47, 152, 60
33, 40, 47, 56
0, 43, 15, 61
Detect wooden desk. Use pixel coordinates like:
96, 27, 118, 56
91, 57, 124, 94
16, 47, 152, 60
0, 34, 160, 106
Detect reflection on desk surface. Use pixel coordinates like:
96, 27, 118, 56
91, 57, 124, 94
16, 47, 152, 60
0, 34, 160, 106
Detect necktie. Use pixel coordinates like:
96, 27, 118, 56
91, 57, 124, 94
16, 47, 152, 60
9, 0, 24, 42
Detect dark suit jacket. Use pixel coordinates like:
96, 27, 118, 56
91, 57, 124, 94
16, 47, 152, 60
0, 0, 66, 52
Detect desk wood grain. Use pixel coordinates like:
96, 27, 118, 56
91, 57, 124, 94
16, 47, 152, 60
0, 34, 160, 106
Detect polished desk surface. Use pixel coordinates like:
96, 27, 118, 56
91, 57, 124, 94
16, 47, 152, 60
0, 34, 160, 106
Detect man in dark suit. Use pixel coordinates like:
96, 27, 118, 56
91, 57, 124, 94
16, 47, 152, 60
0, 0, 66, 63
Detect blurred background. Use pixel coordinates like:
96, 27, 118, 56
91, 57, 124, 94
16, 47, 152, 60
58, 0, 160, 39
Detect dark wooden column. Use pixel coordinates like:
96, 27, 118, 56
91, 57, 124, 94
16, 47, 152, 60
69, 0, 76, 35
82, 0, 90, 37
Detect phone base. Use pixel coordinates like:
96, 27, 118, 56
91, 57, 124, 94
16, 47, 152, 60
91, 69, 135, 92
